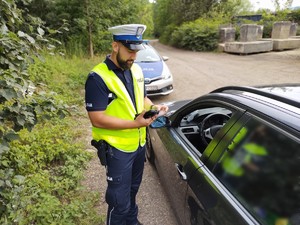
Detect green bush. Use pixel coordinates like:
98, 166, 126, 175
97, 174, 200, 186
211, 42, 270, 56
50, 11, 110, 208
159, 24, 177, 45
1, 53, 105, 224
287, 9, 300, 24
0, 118, 102, 224
170, 18, 219, 51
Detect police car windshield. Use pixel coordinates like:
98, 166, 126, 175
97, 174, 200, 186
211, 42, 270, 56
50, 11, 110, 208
135, 47, 161, 63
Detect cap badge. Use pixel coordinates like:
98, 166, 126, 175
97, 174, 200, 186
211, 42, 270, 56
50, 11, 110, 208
136, 27, 144, 36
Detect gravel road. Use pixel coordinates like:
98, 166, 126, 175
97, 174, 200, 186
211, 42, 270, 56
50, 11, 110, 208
83, 41, 300, 225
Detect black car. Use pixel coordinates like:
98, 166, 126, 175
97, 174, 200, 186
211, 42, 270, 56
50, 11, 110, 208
146, 85, 300, 225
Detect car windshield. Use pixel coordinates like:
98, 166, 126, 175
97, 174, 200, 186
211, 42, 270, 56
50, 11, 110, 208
136, 47, 161, 63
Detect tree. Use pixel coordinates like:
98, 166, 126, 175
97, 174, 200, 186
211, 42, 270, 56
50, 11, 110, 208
84, 0, 153, 56
212, 0, 254, 16
153, 0, 251, 44
272, 0, 294, 10
153, 0, 218, 33
25, 0, 154, 57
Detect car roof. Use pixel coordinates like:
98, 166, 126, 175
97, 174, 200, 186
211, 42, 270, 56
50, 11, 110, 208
209, 84, 300, 132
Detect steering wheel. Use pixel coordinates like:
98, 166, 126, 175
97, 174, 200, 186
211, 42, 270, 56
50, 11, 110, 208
198, 113, 230, 146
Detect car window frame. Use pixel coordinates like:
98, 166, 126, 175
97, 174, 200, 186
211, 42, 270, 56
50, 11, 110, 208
169, 97, 246, 161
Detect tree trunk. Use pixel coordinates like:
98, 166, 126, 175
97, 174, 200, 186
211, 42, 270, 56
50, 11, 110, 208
88, 20, 94, 58
85, 0, 94, 58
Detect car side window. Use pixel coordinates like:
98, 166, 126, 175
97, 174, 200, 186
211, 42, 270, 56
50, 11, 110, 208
213, 119, 300, 225
178, 106, 232, 154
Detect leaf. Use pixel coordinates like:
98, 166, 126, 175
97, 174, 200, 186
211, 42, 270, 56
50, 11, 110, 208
13, 175, 25, 185
35, 105, 43, 114
17, 55, 24, 60
4, 131, 19, 141
47, 44, 55, 50
1, 160, 9, 167
25, 34, 35, 44
0, 144, 9, 154
17, 115, 25, 126
5, 180, 12, 188
1, 24, 8, 35
0, 88, 18, 100
47, 29, 56, 34
17, 31, 26, 37
37, 27, 45, 36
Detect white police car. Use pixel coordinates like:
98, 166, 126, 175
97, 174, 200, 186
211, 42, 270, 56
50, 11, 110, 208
135, 42, 173, 96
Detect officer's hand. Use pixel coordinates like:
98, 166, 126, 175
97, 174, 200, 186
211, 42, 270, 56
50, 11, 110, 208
135, 110, 156, 127
152, 104, 169, 117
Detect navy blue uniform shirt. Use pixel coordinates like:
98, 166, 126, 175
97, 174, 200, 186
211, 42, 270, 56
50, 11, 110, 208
85, 55, 146, 112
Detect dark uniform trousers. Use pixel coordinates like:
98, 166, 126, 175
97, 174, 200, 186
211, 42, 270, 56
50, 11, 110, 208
105, 144, 146, 225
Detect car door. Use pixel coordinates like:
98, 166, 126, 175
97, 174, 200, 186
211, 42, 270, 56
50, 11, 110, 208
150, 99, 245, 225
183, 115, 257, 225
149, 125, 199, 225
185, 113, 300, 225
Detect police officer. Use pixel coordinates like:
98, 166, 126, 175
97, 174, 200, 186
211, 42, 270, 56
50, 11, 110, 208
85, 24, 168, 225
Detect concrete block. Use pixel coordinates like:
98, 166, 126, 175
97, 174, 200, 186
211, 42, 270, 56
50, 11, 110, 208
217, 43, 225, 52
272, 38, 300, 50
290, 23, 298, 37
257, 25, 264, 40
272, 21, 291, 39
219, 28, 236, 43
224, 41, 273, 54
240, 24, 259, 42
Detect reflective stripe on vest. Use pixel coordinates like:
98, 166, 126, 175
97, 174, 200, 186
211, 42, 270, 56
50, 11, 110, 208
91, 62, 146, 152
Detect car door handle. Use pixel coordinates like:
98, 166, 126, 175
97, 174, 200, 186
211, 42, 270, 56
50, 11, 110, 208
175, 163, 187, 181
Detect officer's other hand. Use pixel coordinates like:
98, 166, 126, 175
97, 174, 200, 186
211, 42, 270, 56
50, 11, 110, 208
152, 104, 169, 117
135, 110, 156, 127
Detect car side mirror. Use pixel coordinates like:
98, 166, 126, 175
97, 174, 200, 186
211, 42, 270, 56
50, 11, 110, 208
150, 116, 170, 128
162, 56, 169, 61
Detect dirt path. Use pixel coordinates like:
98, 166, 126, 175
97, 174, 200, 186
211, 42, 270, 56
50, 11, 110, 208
82, 41, 300, 225
151, 40, 300, 103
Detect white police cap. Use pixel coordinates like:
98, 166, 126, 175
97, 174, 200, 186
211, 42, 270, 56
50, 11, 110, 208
108, 24, 147, 50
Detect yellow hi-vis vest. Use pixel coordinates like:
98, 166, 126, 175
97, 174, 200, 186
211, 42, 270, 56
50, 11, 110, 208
222, 142, 267, 176
222, 127, 268, 177
91, 62, 146, 152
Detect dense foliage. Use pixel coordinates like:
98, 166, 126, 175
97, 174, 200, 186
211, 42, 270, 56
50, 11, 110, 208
153, 0, 253, 48
1, 52, 103, 224
170, 18, 220, 51
0, 0, 65, 146
0, 0, 102, 223
25, 0, 154, 57
3, 118, 98, 224
153, 0, 218, 38
287, 8, 300, 24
